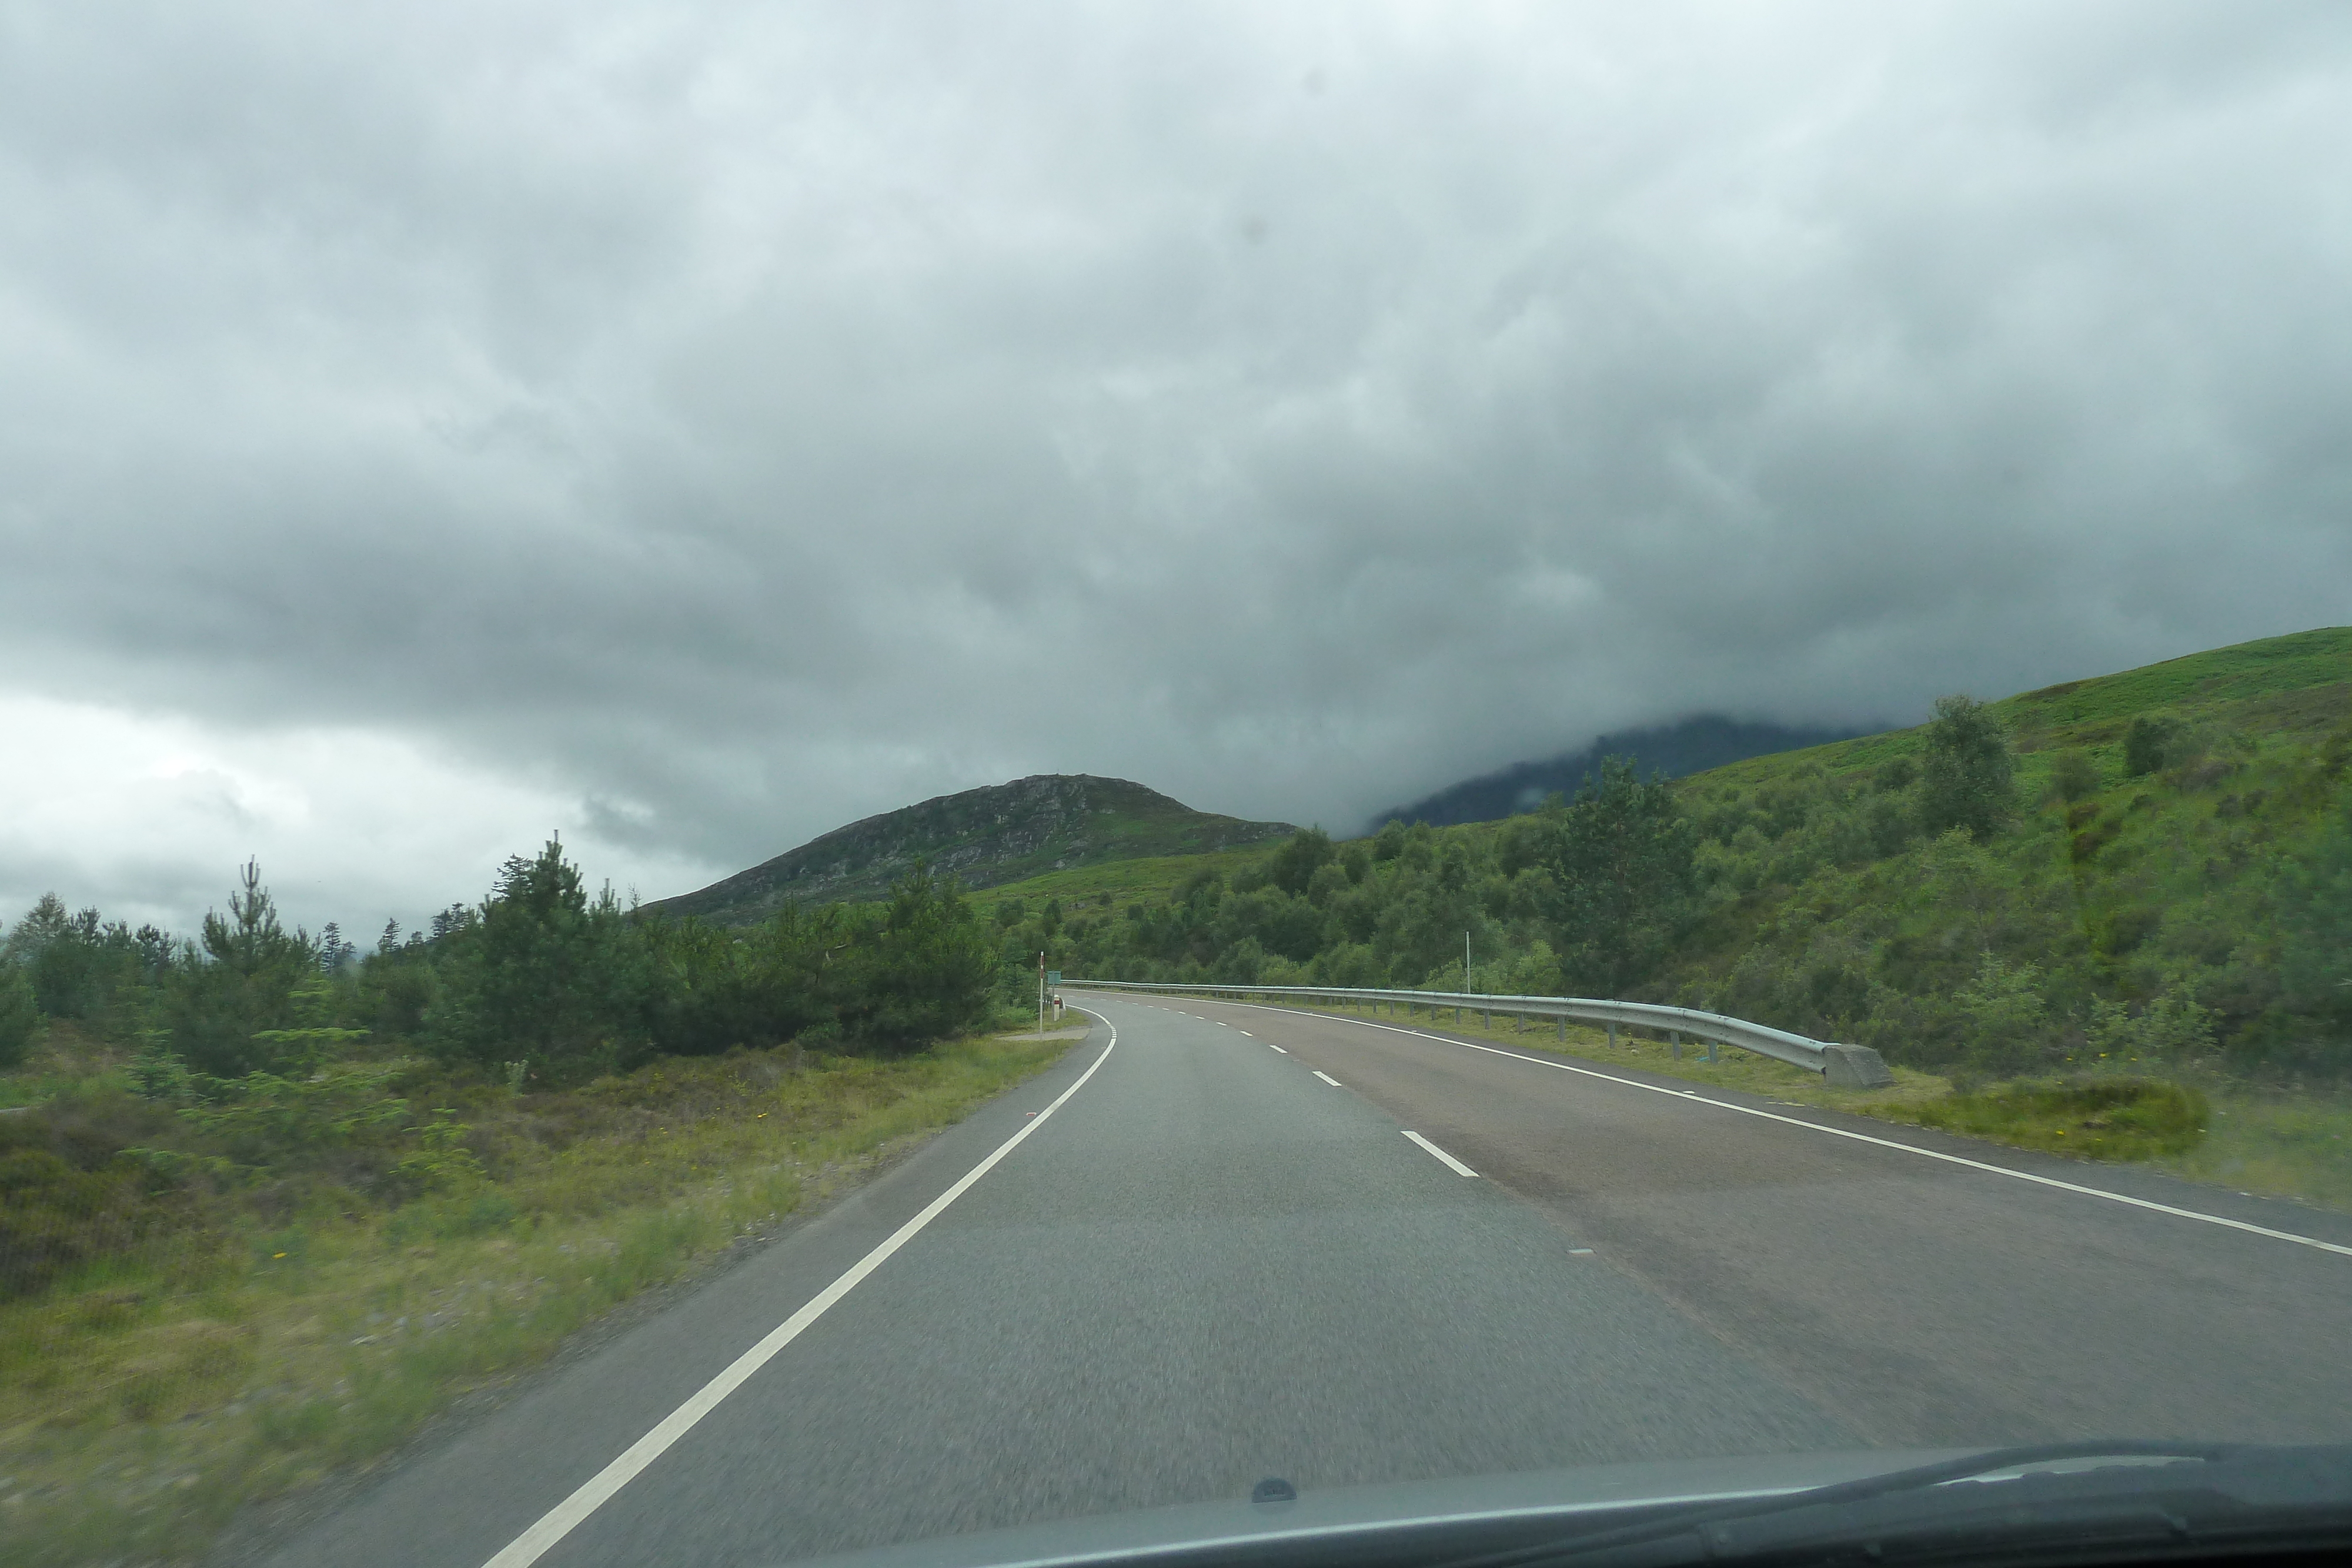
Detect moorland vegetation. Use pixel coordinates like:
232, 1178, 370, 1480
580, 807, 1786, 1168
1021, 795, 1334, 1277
999, 628, 2352, 1089
0, 844, 1023, 1563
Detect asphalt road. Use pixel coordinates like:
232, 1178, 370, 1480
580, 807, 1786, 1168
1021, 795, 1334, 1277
1154, 995, 2352, 1444
260, 994, 2352, 1568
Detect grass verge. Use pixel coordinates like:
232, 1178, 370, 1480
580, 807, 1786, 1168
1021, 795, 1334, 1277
2162, 1086, 2352, 1211
0, 1034, 1067, 1567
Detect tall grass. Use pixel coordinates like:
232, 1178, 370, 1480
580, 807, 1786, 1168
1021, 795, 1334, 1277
1903, 1078, 2208, 1161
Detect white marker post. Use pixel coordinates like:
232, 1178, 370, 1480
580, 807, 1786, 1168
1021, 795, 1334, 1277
1460, 930, 1471, 1025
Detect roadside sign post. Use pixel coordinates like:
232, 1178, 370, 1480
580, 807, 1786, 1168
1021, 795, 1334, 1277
1461, 931, 1471, 1026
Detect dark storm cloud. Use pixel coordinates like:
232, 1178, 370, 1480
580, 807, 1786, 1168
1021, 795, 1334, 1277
4, 1, 2349, 912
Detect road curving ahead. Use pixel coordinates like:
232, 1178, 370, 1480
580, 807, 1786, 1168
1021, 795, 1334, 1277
258, 992, 2352, 1568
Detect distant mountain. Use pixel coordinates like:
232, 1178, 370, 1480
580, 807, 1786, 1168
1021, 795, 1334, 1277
1374, 715, 1872, 830
648, 774, 1297, 924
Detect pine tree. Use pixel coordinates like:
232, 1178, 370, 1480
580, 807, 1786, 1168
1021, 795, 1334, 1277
830, 867, 996, 1052
168, 862, 315, 1076
3, 894, 125, 1019
434, 837, 656, 1082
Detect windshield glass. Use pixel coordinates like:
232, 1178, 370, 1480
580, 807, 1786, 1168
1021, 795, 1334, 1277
5, 7, 2352, 1568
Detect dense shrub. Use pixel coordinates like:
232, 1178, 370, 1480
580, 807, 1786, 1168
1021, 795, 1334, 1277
2125, 714, 2186, 778
1537, 758, 1699, 994
1920, 694, 2017, 840
2278, 802, 2352, 1033
0, 1086, 200, 1300
0, 964, 36, 1069
2050, 749, 2102, 803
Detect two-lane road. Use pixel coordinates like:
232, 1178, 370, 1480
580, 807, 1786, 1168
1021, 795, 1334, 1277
261, 995, 2352, 1568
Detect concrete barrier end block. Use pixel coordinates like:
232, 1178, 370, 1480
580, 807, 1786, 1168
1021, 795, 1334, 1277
1822, 1042, 1896, 1089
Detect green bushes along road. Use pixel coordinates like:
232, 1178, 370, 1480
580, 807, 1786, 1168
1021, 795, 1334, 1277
0, 846, 1051, 1564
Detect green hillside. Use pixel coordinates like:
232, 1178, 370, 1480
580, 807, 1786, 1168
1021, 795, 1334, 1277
1661, 627, 2352, 1077
1703, 624, 2352, 789
970, 845, 1275, 915
1027, 627, 2352, 1091
647, 774, 1295, 925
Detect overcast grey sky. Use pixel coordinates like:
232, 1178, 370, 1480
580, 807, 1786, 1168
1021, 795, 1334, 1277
4, 2, 2348, 938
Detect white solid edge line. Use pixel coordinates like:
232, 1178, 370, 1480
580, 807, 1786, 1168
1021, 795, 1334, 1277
1312, 1070, 1342, 1086
1403, 1129, 1479, 1178
1141, 995, 2352, 1261
479, 1015, 1121, 1568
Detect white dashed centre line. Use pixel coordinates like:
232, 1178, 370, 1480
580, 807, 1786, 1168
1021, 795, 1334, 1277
1312, 1071, 1342, 1086
1265, 1044, 1288, 1054
1402, 1131, 1478, 1178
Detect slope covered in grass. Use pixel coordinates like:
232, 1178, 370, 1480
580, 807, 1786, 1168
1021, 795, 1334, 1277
1028, 627, 2352, 1091
1665, 626, 2352, 1081
1700, 624, 2352, 788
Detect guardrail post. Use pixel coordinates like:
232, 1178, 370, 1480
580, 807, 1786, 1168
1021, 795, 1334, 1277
1671, 1029, 1682, 1062
1607, 1020, 1617, 1049
1706, 1039, 1718, 1064
1556, 1015, 1565, 1041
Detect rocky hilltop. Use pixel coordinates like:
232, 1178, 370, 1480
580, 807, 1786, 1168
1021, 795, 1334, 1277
649, 774, 1296, 924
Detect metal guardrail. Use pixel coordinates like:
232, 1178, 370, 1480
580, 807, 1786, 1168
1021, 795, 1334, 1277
1064, 979, 1896, 1086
